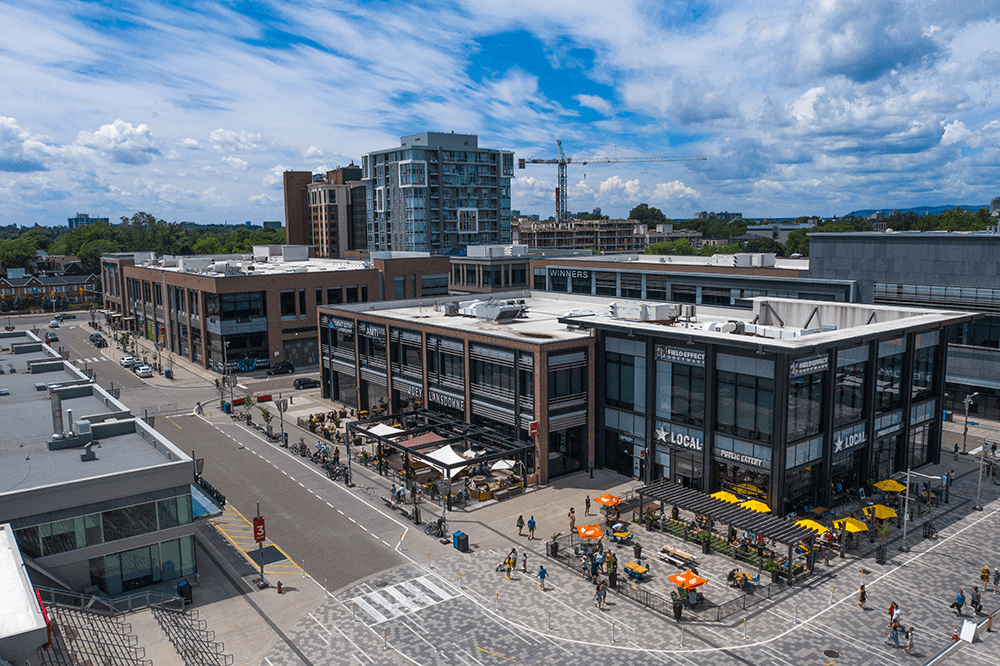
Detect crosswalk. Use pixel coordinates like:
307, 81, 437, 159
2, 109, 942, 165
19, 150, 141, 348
346, 575, 455, 624
73, 357, 110, 364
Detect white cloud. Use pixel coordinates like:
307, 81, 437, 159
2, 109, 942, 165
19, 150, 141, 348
221, 156, 249, 170
574, 94, 612, 115
302, 146, 323, 159
0, 116, 48, 172
940, 120, 972, 146
653, 181, 700, 200
209, 129, 268, 153
599, 175, 641, 197
263, 165, 291, 189
181, 138, 201, 149
74, 120, 160, 165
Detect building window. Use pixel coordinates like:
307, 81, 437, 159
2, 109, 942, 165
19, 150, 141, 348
550, 274, 568, 293
298, 289, 306, 316
912, 332, 937, 398
876, 338, 905, 412
672, 285, 696, 303
346, 287, 359, 303
787, 370, 825, 441
834, 345, 868, 427
534, 268, 546, 289
280, 291, 296, 317
606, 352, 636, 411
510, 264, 527, 287
548, 366, 584, 399
420, 273, 449, 296
394, 276, 405, 300
716, 371, 773, 441
327, 287, 343, 304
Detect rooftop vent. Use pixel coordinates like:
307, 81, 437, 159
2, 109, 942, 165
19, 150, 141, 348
458, 299, 527, 322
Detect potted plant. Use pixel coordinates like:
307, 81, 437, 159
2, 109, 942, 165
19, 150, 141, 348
763, 558, 780, 583
633, 541, 642, 560
547, 532, 561, 557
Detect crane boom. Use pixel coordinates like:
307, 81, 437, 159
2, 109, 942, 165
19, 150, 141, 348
518, 141, 706, 223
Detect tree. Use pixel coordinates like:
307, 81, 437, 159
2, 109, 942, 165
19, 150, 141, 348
629, 203, 668, 224
645, 239, 697, 255
582, 213, 609, 220
192, 235, 224, 255
784, 229, 810, 257
0, 236, 39, 271
745, 237, 784, 255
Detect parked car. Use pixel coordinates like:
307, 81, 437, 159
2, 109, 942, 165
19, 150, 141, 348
293, 377, 321, 389
266, 361, 295, 375
61, 313, 76, 319
45, 332, 58, 342
92, 336, 107, 348
135, 365, 153, 378
120, 356, 136, 367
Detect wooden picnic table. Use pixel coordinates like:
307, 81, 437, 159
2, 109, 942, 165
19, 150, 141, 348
623, 561, 648, 579
660, 544, 696, 561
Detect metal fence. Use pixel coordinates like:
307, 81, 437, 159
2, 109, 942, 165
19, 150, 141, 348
35, 586, 185, 615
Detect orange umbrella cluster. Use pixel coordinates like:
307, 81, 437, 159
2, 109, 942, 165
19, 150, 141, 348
594, 493, 621, 506
669, 569, 708, 590
577, 525, 604, 539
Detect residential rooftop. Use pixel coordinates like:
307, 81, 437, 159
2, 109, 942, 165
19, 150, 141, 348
0, 331, 188, 494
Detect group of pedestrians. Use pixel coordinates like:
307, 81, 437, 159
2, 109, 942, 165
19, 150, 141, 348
882, 601, 914, 654
516, 514, 536, 540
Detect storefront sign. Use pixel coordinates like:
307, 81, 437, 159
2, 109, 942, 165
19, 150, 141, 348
655, 345, 705, 367
833, 429, 867, 453
655, 427, 703, 451
361, 324, 385, 338
429, 389, 464, 410
549, 268, 590, 280
875, 423, 904, 438
790, 355, 828, 377
396, 381, 422, 398
715, 448, 769, 469
328, 318, 354, 333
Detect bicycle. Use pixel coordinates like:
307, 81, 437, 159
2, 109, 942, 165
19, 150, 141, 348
425, 517, 448, 538
359, 486, 377, 500
326, 464, 346, 482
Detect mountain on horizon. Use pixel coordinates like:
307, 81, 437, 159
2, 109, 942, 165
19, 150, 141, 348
846, 204, 987, 218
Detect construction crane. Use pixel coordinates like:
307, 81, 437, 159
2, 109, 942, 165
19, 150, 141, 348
518, 140, 706, 223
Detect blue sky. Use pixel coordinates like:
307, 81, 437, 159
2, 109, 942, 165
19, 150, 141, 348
2, 0, 999, 227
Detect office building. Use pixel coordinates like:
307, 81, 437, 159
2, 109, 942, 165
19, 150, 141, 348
67, 213, 109, 229
512, 218, 702, 254
283, 166, 366, 258
808, 230, 1000, 419
564, 297, 971, 513
101, 247, 449, 371
363, 132, 514, 253
0, 329, 196, 594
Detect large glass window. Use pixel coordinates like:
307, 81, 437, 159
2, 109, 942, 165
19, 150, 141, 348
219, 291, 264, 320
717, 371, 773, 441
102, 502, 158, 541
787, 370, 824, 441
876, 338, 905, 412
672, 364, 704, 425
279, 291, 296, 317
912, 332, 937, 398
907, 423, 931, 470
549, 366, 584, 399
606, 352, 636, 410
834, 345, 868, 427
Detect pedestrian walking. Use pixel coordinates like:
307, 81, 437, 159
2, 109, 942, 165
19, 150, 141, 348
522, 552, 527, 573
884, 618, 900, 648
581, 555, 591, 581
568, 507, 576, 532
585, 495, 591, 516
982, 566, 991, 590
992, 442, 997, 457
516, 515, 525, 536
954, 443, 960, 460
993, 567, 999, 595
972, 587, 982, 614
905, 627, 914, 655
505, 556, 512, 580
536, 565, 547, 590
594, 581, 607, 610
527, 516, 536, 540
888, 601, 897, 621
859, 584, 867, 609
951, 589, 965, 616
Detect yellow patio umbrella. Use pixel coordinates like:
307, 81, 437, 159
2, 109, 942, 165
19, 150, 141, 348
710, 490, 740, 503
833, 517, 869, 533
794, 519, 828, 535
873, 479, 906, 493
739, 499, 771, 513
862, 504, 897, 520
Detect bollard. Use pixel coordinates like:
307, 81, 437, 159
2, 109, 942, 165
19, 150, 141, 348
324, 579, 329, 598
384, 629, 388, 649
793, 605, 797, 624
301, 560, 306, 578
612, 622, 615, 643
428, 552, 431, 568
459, 572, 462, 590
743, 618, 747, 639
680, 627, 684, 647
352, 602, 356, 622
496, 592, 499, 611
548, 610, 551, 630
829, 585, 835, 604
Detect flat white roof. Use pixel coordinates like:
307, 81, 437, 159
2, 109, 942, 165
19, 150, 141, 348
542, 254, 810, 270
0, 523, 46, 639
143, 257, 374, 277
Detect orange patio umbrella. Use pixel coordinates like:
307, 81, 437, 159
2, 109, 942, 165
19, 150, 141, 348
577, 524, 604, 539
668, 569, 708, 590
594, 493, 621, 506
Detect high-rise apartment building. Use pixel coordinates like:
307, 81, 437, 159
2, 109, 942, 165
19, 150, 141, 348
283, 166, 366, 258
363, 132, 514, 253
68, 212, 109, 229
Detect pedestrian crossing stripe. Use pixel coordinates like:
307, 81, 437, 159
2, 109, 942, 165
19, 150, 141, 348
73, 357, 108, 363
347, 575, 454, 624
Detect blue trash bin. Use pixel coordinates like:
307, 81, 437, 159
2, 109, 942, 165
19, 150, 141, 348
453, 531, 468, 552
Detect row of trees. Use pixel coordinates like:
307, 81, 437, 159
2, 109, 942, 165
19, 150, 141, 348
0, 213, 286, 273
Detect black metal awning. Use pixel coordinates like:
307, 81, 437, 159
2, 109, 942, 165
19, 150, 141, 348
635, 479, 817, 546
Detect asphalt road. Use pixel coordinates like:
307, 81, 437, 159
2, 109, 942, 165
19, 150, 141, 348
157, 413, 409, 593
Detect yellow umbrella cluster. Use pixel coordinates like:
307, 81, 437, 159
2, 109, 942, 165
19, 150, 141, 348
873, 479, 906, 493
862, 504, 897, 520
833, 517, 869, 533
794, 519, 828, 535
711, 490, 740, 503
740, 499, 771, 513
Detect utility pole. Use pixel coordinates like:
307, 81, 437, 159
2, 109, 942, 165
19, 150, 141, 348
974, 439, 995, 511
962, 392, 979, 452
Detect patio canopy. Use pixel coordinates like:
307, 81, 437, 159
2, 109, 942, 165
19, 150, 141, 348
425, 445, 470, 474
634, 479, 817, 547
362, 423, 405, 438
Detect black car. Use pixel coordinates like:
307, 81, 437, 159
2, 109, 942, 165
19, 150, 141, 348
45, 332, 58, 342
293, 377, 321, 389
92, 336, 107, 348
266, 361, 295, 375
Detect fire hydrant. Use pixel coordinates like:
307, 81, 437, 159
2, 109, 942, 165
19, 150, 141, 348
277, 581, 283, 595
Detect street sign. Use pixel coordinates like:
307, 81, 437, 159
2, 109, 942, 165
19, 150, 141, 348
967, 421, 979, 427
195, 458, 204, 476
529, 421, 538, 437
253, 516, 266, 543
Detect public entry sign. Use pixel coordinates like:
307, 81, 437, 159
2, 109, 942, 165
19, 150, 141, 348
253, 516, 266, 543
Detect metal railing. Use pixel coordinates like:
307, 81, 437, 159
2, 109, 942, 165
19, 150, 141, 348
35, 585, 185, 616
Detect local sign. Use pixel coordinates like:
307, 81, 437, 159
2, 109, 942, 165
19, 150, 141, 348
252, 516, 266, 543
655, 426, 703, 451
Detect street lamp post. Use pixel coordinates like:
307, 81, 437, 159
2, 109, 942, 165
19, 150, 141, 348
974, 439, 995, 511
223, 340, 234, 407
899, 468, 944, 551
962, 392, 979, 452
